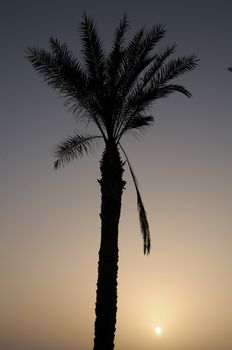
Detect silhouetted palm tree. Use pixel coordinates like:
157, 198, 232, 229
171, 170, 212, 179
26, 13, 198, 350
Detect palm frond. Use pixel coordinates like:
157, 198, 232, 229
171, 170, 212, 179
123, 23, 166, 74
113, 13, 129, 48
113, 27, 145, 93
115, 24, 166, 95
26, 44, 84, 95
154, 55, 198, 85
26, 45, 89, 117
155, 84, 192, 98
115, 55, 198, 139
54, 134, 102, 169
112, 25, 167, 138
116, 85, 191, 140
79, 13, 113, 136
142, 44, 177, 87
26, 45, 107, 140
138, 23, 166, 58
49, 37, 75, 63
119, 144, 151, 254
80, 12, 106, 87
125, 114, 154, 133
106, 14, 129, 89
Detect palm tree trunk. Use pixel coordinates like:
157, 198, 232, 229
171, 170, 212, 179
93, 143, 125, 350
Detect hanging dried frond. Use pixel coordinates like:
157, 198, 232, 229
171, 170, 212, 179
119, 144, 151, 254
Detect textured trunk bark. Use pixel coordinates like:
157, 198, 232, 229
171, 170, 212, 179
93, 143, 125, 350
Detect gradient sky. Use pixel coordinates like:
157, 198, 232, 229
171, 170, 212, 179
1, 1, 232, 349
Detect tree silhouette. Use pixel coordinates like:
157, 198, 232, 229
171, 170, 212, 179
26, 13, 198, 350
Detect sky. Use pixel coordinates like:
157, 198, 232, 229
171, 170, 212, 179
1, 0, 232, 349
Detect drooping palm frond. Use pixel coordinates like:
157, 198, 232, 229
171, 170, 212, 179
155, 84, 192, 98
54, 134, 102, 169
119, 144, 151, 254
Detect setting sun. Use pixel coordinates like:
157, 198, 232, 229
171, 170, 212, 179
154, 326, 162, 335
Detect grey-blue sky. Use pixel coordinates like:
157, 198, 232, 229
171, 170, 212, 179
1, 1, 232, 349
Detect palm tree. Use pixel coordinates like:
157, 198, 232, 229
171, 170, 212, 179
26, 13, 198, 350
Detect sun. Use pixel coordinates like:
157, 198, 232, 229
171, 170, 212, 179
154, 326, 162, 335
